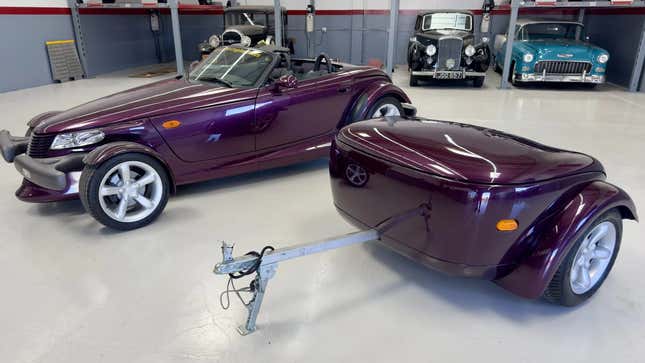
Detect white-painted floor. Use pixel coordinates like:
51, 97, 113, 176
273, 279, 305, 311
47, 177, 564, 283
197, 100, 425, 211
1, 67, 644, 363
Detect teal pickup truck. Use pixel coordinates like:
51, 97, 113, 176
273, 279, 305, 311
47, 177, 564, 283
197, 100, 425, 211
494, 19, 609, 86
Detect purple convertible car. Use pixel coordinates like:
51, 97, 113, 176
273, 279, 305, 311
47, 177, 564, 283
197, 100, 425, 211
331, 117, 637, 305
0, 45, 411, 230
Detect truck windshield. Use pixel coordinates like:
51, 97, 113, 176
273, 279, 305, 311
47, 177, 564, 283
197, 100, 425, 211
422, 13, 472, 31
190, 46, 274, 87
521, 23, 584, 41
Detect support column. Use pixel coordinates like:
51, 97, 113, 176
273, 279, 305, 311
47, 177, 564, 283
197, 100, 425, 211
274, 0, 283, 47
169, 0, 184, 75
385, 0, 399, 76
67, 0, 88, 76
629, 19, 645, 92
500, 0, 519, 89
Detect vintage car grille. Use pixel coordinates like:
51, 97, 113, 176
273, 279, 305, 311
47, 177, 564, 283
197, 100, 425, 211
222, 31, 242, 45
436, 37, 463, 70
534, 61, 592, 75
27, 134, 56, 158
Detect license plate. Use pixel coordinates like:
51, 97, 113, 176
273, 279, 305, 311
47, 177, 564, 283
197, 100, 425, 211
436, 71, 464, 80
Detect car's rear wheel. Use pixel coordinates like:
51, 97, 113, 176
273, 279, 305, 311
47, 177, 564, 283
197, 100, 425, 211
473, 77, 485, 88
80, 153, 170, 230
368, 97, 403, 119
543, 210, 622, 306
409, 75, 418, 87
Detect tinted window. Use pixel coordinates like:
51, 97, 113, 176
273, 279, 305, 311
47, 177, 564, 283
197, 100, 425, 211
522, 23, 584, 41
422, 13, 472, 31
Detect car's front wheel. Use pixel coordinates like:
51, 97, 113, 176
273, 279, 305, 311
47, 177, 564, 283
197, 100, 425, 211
368, 97, 403, 119
543, 210, 622, 306
79, 153, 170, 230
472, 77, 485, 88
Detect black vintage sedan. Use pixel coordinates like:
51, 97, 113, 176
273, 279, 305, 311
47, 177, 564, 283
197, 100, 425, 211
407, 10, 490, 87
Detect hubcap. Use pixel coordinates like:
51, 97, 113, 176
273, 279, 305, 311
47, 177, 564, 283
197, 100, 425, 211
569, 221, 617, 295
98, 161, 163, 223
345, 163, 368, 187
371, 103, 401, 118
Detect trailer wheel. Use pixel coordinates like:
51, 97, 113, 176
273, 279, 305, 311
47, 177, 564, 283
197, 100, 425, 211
543, 210, 622, 306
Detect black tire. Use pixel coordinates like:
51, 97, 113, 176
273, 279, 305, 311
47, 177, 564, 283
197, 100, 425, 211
79, 153, 170, 231
366, 96, 404, 119
472, 77, 485, 88
409, 75, 418, 87
543, 210, 622, 306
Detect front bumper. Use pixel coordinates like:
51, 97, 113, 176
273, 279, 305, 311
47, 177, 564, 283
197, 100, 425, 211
1, 129, 85, 201
515, 73, 605, 84
411, 69, 486, 79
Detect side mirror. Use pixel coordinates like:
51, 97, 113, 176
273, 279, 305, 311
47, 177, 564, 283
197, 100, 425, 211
275, 74, 297, 89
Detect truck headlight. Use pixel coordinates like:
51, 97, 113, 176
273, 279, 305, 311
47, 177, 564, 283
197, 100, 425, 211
240, 35, 252, 47
464, 45, 476, 57
425, 44, 437, 56
523, 53, 534, 63
208, 35, 220, 48
50, 130, 105, 150
597, 54, 609, 64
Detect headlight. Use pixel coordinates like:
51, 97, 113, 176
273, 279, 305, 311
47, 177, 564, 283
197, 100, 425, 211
240, 35, 252, 47
425, 44, 437, 56
409, 36, 417, 42
597, 54, 609, 64
50, 130, 105, 150
464, 45, 476, 57
523, 53, 534, 63
208, 35, 220, 48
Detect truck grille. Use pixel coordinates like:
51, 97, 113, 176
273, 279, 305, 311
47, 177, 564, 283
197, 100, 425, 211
534, 61, 592, 75
436, 37, 463, 70
27, 134, 56, 158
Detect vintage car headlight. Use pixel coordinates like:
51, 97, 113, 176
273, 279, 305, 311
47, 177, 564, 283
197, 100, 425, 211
425, 44, 437, 56
208, 35, 220, 48
523, 53, 534, 63
597, 54, 609, 64
464, 45, 476, 57
410, 36, 417, 42
240, 35, 252, 47
50, 129, 105, 150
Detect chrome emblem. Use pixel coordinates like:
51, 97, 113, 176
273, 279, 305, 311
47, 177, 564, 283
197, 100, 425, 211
446, 58, 456, 69
557, 53, 574, 58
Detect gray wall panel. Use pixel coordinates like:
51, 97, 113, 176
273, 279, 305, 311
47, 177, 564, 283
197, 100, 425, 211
0, 15, 74, 93
585, 14, 645, 89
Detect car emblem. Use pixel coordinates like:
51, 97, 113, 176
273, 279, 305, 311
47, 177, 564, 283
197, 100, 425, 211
557, 53, 574, 58
446, 58, 456, 69
345, 163, 369, 187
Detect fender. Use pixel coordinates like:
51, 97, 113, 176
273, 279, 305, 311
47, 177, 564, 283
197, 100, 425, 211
496, 180, 637, 299
27, 111, 63, 129
342, 81, 411, 128
83, 142, 177, 192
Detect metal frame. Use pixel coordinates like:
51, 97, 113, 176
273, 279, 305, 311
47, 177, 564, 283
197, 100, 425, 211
273, 0, 283, 47
500, 0, 645, 91
385, 0, 400, 77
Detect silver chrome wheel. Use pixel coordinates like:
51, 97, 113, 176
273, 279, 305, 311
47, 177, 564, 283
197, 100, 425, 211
371, 103, 401, 118
345, 163, 368, 187
97, 161, 163, 223
569, 221, 617, 295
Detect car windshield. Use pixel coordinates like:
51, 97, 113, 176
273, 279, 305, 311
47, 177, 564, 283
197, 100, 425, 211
226, 12, 265, 26
422, 13, 472, 31
520, 23, 584, 41
189, 46, 274, 87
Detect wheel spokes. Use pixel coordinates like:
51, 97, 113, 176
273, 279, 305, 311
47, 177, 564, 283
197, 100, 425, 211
115, 198, 128, 220
118, 164, 131, 184
134, 194, 154, 209
100, 186, 121, 197
593, 246, 612, 260
134, 172, 157, 188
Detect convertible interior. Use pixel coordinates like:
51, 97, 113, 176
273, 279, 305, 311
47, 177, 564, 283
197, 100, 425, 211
268, 47, 343, 82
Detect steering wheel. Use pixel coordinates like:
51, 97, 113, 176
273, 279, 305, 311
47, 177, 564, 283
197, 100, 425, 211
313, 53, 332, 73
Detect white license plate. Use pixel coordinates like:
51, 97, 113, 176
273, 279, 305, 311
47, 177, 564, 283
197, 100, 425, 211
436, 71, 464, 80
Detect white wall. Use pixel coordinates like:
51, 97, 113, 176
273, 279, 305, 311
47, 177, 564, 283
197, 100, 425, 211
0, 0, 68, 6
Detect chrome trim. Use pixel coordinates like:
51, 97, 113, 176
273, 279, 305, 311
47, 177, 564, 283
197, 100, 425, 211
534, 60, 593, 75
514, 73, 605, 83
412, 70, 486, 77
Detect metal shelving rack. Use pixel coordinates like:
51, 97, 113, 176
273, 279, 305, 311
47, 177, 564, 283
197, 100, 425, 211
68, 0, 238, 77
500, 0, 645, 91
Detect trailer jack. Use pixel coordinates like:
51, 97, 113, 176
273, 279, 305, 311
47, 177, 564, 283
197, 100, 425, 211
212, 204, 431, 335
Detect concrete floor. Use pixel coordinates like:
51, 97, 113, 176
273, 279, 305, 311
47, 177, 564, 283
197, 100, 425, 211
1, 67, 644, 363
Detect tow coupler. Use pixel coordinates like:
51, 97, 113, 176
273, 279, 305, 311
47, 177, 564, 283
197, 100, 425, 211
213, 205, 431, 335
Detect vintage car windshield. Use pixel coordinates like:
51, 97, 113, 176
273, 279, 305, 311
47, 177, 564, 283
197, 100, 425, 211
520, 23, 584, 41
226, 12, 264, 26
422, 13, 472, 31
189, 46, 274, 87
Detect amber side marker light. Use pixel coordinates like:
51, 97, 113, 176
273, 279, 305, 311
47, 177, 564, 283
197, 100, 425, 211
162, 120, 181, 129
497, 219, 519, 231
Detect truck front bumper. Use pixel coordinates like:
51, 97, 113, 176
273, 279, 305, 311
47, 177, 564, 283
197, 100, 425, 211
515, 73, 605, 84
1, 129, 85, 202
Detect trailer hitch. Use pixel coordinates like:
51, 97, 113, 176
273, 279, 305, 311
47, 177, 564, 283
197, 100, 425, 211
213, 204, 430, 335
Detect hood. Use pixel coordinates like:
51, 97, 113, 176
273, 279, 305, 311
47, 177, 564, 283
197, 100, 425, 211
338, 118, 603, 185
417, 30, 474, 44
33, 78, 256, 134
517, 39, 605, 61
224, 24, 266, 37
